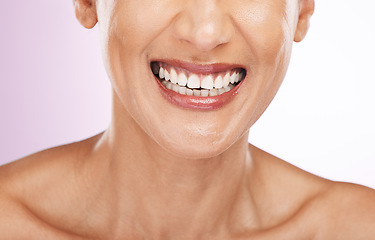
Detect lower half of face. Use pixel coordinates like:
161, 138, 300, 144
98, 0, 296, 159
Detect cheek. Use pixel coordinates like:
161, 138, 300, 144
100, 3, 158, 102
228, 3, 295, 129
102, 0, 179, 92
233, 1, 294, 65
108, 0, 178, 51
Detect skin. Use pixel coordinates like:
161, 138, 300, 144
0, 0, 375, 239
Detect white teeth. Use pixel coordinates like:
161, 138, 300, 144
218, 88, 225, 95
179, 86, 187, 95
177, 73, 187, 87
214, 75, 223, 89
223, 72, 230, 87
239, 71, 245, 81
186, 88, 193, 96
201, 90, 209, 97
209, 88, 218, 96
164, 69, 170, 81
159, 67, 165, 79
163, 80, 236, 97
230, 72, 236, 84
170, 68, 178, 84
172, 83, 179, 93
234, 72, 240, 83
155, 63, 245, 97
201, 75, 214, 90
193, 89, 201, 96
166, 81, 172, 90
187, 74, 200, 89
154, 62, 245, 90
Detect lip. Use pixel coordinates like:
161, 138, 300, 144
150, 59, 246, 110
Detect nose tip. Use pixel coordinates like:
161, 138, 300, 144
172, 3, 234, 52
189, 21, 233, 52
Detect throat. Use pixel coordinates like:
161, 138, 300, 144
91, 108, 257, 238
105, 135, 256, 238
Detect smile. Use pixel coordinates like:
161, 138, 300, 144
151, 61, 246, 97
150, 60, 247, 110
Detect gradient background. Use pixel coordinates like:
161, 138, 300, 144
1, 1, 374, 188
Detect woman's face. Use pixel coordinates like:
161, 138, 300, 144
93, 0, 308, 159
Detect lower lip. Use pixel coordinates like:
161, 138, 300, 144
153, 76, 243, 110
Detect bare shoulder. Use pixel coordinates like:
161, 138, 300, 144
314, 181, 375, 239
0, 133, 102, 195
248, 145, 331, 238
249, 144, 375, 239
0, 134, 103, 239
297, 183, 375, 240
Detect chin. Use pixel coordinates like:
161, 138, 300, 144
165, 143, 229, 160
153, 130, 235, 160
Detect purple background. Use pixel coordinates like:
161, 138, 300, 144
0, 1, 111, 162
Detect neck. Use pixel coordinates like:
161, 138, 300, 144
92, 95, 260, 239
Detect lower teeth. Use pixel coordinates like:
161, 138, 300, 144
162, 80, 234, 97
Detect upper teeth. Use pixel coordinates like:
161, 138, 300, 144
155, 65, 243, 90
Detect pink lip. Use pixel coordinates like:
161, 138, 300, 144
151, 60, 246, 110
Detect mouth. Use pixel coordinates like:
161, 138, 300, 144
150, 61, 246, 97
150, 60, 247, 110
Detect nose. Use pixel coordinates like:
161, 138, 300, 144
172, 0, 234, 52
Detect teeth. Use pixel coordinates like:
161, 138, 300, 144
166, 81, 172, 90
154, 63, 245, 97
201, 75, 214, 90
223, 72, 230, 87
162, 80, 237, 97
214, 75, 223, 89
164, 69, 170, 81
162, 81, 237, 97
179, 86, 187, 95
201, 90, 209, 97
170, 68, 178, 84
218, 88, 225, 95
234, 72, 240, 83
154, 63, 245, 86
209, 88, 218, 96
177, 73, 187, 86
187, 74, 200, 89
159, 67, 165, 79
186, 88, 193, 96
230, 72, 236, 84
193, 89, 201, 96
239, 71, 245, 81
172, 83, 180, 93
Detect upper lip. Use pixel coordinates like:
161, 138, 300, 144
151, 59, 246, 75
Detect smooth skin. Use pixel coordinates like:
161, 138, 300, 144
1, 0, 375, 239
